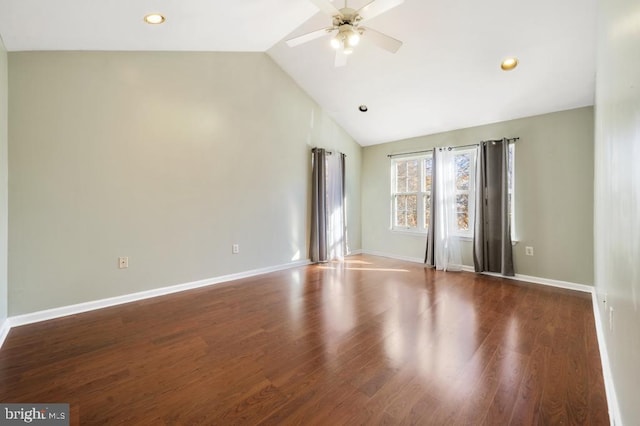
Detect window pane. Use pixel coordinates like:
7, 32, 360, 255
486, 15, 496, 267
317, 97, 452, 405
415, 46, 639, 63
391, 155, 430, 232
424, 193, 431, 229
394, 159, 419, 192
455, 154, 470, 190
395, 196, 406, 227
395, 161, 407, 192
396, 176, 407, 193
395, 194, 417, 228
406, 194, 417, 227
423, 157, 433, 191
407, 160, 419, 192
457, 213, 469, 231
456, 194, 469, 231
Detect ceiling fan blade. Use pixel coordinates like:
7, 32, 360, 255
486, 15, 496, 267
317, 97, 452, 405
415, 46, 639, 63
357, 0, 404, 22
308, 0, 342, 17
286, 27, 334, 47
362, 27, 402, 53
335, 49, 348, 67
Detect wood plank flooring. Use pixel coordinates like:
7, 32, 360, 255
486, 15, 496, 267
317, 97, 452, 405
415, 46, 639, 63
0, 255, 609, 425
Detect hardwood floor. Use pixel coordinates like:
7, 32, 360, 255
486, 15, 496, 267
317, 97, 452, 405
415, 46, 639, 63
0, 255, 609, 425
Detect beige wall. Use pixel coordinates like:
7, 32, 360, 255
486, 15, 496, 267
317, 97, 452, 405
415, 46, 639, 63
8, 51, 361, 315
0, 36, 7, 324
362, 107, 594, 285
594, 0, 640, 422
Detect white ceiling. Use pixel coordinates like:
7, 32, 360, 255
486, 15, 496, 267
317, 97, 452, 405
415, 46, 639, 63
0, 0, 596, 146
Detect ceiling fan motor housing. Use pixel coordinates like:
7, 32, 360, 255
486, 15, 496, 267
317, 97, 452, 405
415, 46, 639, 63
333, 8, 359, 26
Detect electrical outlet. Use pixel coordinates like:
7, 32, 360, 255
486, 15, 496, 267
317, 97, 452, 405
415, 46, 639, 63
118, 256, 129, 269
525, 246, 534, 256
232, 244, 240, 254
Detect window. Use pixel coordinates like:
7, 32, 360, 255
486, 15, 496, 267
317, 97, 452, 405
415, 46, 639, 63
390, 145, 513, 238
453, 148, 476, 237
391, 154, 432, 233
391, 149, 476, 235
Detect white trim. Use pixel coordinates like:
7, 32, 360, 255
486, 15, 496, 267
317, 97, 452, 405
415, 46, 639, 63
0, 318, 10, 349
5, 259, 310, 331
477, 270, 593, 293
362, 250, 592, 292
591, 290, 622, 426
460, 265, 476, 272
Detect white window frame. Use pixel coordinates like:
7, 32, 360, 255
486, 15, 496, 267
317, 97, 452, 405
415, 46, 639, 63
390, 153, 432, 234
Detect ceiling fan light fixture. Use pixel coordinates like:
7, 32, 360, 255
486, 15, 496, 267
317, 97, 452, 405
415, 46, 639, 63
348, 31, 360, 46
330, 36, 342, 49
343, 46, 354, 55
144, 13, 166, 25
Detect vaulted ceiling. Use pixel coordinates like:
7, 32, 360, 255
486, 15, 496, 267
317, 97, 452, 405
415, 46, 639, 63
0, 0, 596, 146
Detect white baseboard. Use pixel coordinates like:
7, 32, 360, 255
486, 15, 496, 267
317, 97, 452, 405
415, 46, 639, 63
361, 250, 592, 293
5, 259, 311, 331
0, 318, 10, 349
591, 291, 622, 426
479, 271, 593, 293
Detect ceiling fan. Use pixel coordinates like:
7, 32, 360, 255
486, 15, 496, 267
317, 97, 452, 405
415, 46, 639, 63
286, 0, 404, 67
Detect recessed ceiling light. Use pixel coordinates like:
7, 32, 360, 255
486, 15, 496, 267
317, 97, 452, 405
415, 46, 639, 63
359, 105, 368, 112
501, 57, 519, 71
144, 13, 165, 25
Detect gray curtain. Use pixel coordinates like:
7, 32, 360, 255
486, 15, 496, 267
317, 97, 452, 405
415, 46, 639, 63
310, 148, 327, 263
473, 139, 514, 276
310, 148, 346, 263
424, 149, 438, 267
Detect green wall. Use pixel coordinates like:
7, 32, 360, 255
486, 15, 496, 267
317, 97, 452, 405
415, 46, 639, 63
362, 107, 594, 285
8, 51, 361, 315
594, 0, 640, 422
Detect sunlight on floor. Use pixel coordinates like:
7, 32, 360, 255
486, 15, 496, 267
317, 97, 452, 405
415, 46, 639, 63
340, 259, 373, 265
317, 266, 410, 272
317, 258, 409, 272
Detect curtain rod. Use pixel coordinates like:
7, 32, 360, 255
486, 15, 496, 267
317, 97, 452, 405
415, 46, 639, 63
312, 147, 347, 157
387, 137, 520, 158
